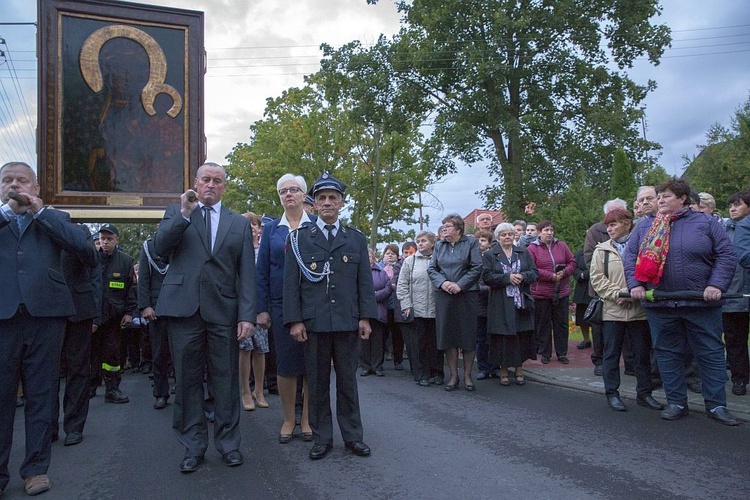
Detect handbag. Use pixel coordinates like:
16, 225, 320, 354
582, 250, 610, 326
582, 297, 603, 325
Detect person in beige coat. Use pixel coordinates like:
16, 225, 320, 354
397, 230, 444, 387
590, 208, 664, 413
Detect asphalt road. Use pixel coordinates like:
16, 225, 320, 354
6, 366, 750, 499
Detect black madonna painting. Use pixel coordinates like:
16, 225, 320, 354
38, 0, 204, 210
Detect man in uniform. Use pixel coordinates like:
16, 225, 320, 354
56, 224, 102, 446
138, 226, 172, 410
155, 162, 256, 473
0, 161, 95, 496
283, 172, 377, 460
93, 223, 137, 403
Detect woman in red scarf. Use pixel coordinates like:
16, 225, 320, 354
624, 177, 739, 426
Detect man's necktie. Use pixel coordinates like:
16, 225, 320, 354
203, 206, 212, 252
324, 224, 335, 246
16, 213, 28, 232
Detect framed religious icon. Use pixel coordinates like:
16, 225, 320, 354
38, 0, 205, 220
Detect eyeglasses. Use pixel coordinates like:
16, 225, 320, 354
278, 187, 302, 196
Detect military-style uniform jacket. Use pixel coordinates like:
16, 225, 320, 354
100, 247, 137, 324
137, 237, 169, 311
283, 222, 377, 332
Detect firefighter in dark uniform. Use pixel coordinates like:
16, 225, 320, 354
91, 223, 137, 403
283, 172, 377, 460
55, 224, 102, 446
138, 229, 172, 409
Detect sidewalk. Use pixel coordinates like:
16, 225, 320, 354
522, 339, 750, 423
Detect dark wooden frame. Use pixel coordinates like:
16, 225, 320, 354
38, 0, 205, 218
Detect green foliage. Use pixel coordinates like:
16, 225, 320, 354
682, 94, 750, 212
610, 148, 638, 203
532, 173, 604, 252
374, 0, 669, 216
87, 222, 155, 263
224, 37, 454, 248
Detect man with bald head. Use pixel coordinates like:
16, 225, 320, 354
155, 162, 257, 473
0, 161, 96, 495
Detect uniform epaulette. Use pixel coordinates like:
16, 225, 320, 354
345, 225, 364, 235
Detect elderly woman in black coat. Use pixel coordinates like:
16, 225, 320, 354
482, 223, 538, 386
428, 214, 483, 392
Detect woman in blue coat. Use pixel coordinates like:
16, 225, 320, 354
256, 174, 315, 443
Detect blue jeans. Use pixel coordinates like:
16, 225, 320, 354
645, 307, 728, 409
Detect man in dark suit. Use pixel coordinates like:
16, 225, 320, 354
138, 227, 172, 410
155, 162, 256, 473
0, 161, 96, 496
55, 224, 102, 447
283, 172, 377, 460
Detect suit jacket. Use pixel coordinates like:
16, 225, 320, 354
62, 225, 102, 324
137, 237, 169, 310
154, 203, 256, 326
0, 207, 96, 319
283, 222, 377, 332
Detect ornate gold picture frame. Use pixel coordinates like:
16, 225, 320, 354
38, 0, 205, 220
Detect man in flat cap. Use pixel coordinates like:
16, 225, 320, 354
283, 172, 377, 460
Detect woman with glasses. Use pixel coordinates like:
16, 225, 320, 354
427, 214, 483, 391
255, 174, 315, 443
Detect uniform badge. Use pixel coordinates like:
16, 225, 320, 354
343, 255, 348, 263
113, 272, 121, 278
310, 262, 317, 270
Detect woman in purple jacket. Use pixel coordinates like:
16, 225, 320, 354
360, 249, 392, 377
527, 220, 576, 364
625, 177, 739, 426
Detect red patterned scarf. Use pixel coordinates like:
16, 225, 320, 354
634, 208, 690, 285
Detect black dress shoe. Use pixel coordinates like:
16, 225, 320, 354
607, 395, 626, 411
707, 406, 739, 426
64, 432, 83, 446
359, 370, 371, 377
558, 356, 570, 364
375, 370, 385, 377
636, 395, 665, 410
180, 455, 204, 473
223, 450, 244, 467
476, 371, 489, 380
345, 441, 371, 457
576, 340, 592, 349
594, 365, 603, 376
154, 397, 168, 410
309, 443, 332, 460
661, 403, 689, 421
732, 382, 747, 396
541, 357, 550, 364
417, 379, 430, 387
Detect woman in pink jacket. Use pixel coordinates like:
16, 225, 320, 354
527, 220, 576, 364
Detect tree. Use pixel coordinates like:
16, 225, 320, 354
683, 94, 750, 212
315, 36, 454, 247
610, 148, 637, 203
225, 37, 454, 247
369, 0, 670, 219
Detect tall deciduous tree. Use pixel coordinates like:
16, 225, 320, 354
683, 94, 750, 212
369, 0, 670, 219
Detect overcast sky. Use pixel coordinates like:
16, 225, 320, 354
1, 0, 749, 230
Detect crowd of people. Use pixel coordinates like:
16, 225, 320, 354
3, 158, 749, 496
